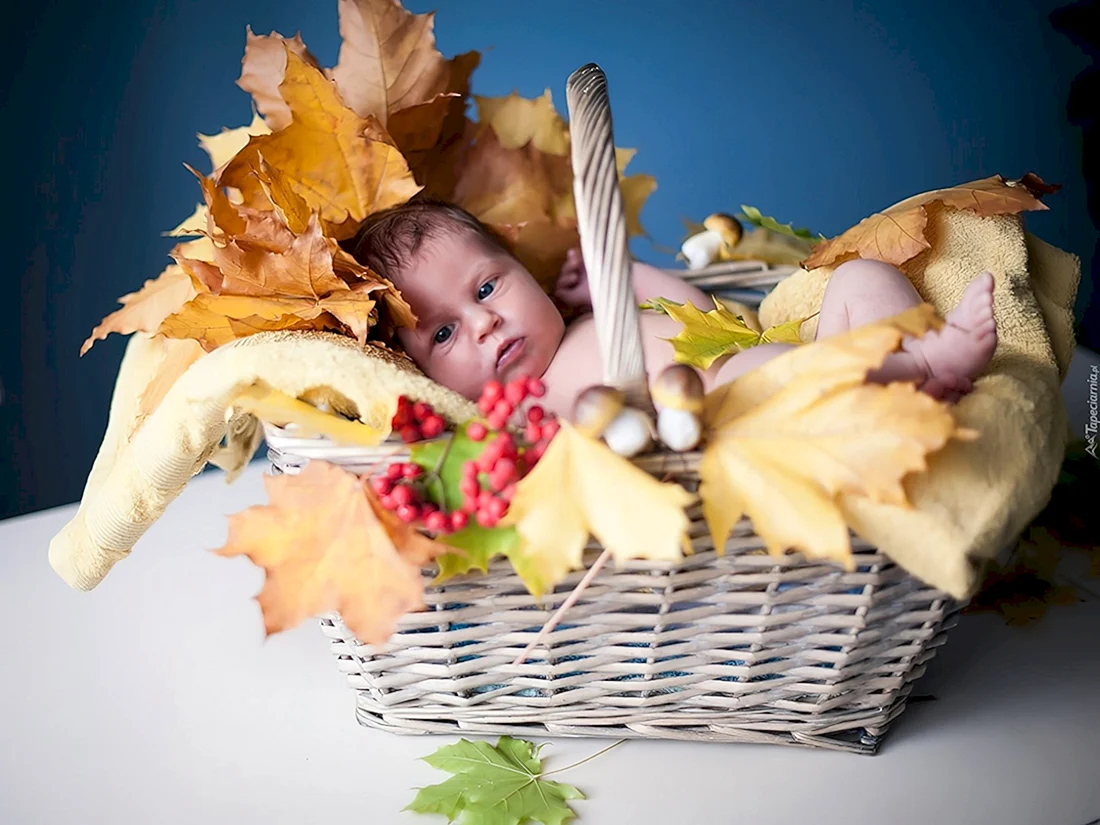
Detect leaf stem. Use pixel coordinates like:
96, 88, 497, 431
541, 739, 625, 778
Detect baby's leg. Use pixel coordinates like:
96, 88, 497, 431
816, 259, 997, 400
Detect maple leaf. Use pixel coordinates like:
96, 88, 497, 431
166, 203, 208, 238
217, 460, 443, 644
237, 28, 320, 131
197, 111, 271, 175
220, 48, 420, 240
698, 307, 967, 567
156, 292, 326, 351
492, 219, 580, 292
81, 264, 198, 355
328, 0, 451, 126
645, 296, 806, 370
501, 422, 693, 597
805, 174, 1057, 270
406, 737, 584, 825
474, 89, 570, 155
136, 337, 206, 420
231, 381, 394, 446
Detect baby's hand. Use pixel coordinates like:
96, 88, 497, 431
553, 248, 591, 310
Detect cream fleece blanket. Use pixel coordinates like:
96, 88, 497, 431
758, 204, 1079, 597
49, 332, 477, 590
49, 203, 1079, 599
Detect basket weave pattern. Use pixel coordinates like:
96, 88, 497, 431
267, 432, 955, 753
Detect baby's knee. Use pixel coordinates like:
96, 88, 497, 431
830, 257, 906, 286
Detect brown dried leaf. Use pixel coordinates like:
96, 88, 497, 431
157, 293, 325, 351
474, 89, 569, 155
492, 219, 580, 292
328, 0, 451, 126
805, 174, 1056, 270
81, 265, 199, 355
137, 337, 206, 420
450, 126, 560, 226
197, 112, 271, 175
236, 28, 320, 131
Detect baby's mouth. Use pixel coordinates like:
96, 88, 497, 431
496, 337, 526, 372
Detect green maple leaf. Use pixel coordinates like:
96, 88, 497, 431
406, 737, 585, 825
436, 523, 521, 582
411, 424, 486, 512
738, 204, 825, 244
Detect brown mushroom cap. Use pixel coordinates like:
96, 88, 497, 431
572, 385, 626, 437
651, 365, 705, 413
703, 213, 743, 247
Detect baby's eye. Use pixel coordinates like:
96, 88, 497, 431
477, 279, 497, 301
433, 325, 454, 346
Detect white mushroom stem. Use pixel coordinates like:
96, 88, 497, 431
680, 229, 723, 271
657, 408, 702, 452
602, 408, 654, 457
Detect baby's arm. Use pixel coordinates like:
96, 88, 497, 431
554, 250, 711, 312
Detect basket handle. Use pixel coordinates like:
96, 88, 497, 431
565, 64, 653, 412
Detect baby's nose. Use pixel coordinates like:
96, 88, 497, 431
475, 308, 502, 340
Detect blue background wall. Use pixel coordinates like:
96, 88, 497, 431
4, 0, 1096, 519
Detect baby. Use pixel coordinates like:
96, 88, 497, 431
350, 200, 997, 417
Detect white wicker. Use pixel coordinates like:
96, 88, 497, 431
262, 64, 959, 754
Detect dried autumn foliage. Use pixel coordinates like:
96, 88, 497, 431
804, 174, 1059, 270
217, 460, 443, 643
700, 306, 973, 567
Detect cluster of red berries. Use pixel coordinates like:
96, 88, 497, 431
371, 375, 560, 535
391, 396, 446, 443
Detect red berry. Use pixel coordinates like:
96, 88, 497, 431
462, 495, 478, 514
526, 377, 546, 398
481, 380, 503, 405
477, 490, 494, 511
410, 401, 429, 420
476, 509, 499, 528
497, 433, 518, 459
396, 503, 420, 523
541, 419, 561, 441
489, 471, 509, 492
402, 463, 422, 480
462, 460, 479, 479
493, 457, 517, 481
493, 399, 514, 419
391, 485, 414, 507
424, 511, 448, 532
392, 408, 409, 429
467, 421, 488, 442
526, 444, 544, 465
386, 463, 405, 480
370, 476, 393, 495
527, 405, 545, 424
421, 414, 445, 438
486, 496, 508, 520
379, 494, 397, 510
525, 422, 542, 443
486, 412, 508, 432
501, 483, 517, 502
478, 397, 495, 416
449, 510, 469, 531
400, 424, 422, 443
504, 380, 528, 406
460, 477, 480, 498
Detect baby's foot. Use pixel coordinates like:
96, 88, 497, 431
904, 271, 997, 399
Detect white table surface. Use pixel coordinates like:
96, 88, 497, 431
3, 348, 1099, 825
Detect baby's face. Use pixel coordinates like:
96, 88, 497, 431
393, 230, 566, 400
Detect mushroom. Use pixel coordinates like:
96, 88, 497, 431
573, 385, 654, 458
704, 213, 743, 259
652, 364, 705, 452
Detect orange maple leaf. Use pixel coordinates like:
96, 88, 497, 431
236, 27, 321, 131
220, 48, 420, 240
216, 461, 443, 643
81, 264, 198, 355
805, 174, 1058, 270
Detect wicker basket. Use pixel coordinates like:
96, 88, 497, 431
263, 64, 958, 754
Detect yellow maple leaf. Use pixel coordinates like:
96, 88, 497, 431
81, 265, 199, 355
236, 28, 320, 131
220, 49, 420, 240
698, 305, 967, 567
703, 304, 942, 428
166, 203, 207, 238
501, 422, 694, 597
156, 292, 325, 351
648, 296, 807, 370
491, 219, 580, 292
231, 382, 393, 446
216, 460, 442, 643
474, 89, 569, 155
197, 111, 271, 174
805, 174, 1056, 270
136, 337, 206, 420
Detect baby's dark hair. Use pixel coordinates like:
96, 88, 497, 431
347, 198, 511, 281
